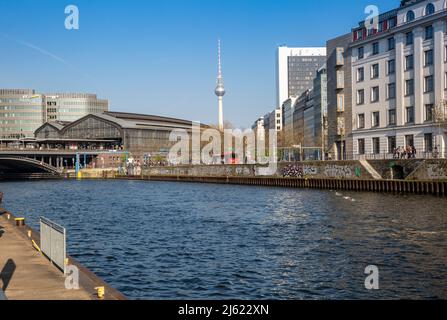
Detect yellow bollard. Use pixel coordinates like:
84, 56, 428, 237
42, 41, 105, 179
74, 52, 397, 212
95, 286, 105, 299
77, 171, 82, 179
15, 217, 25, 227
27, 230, 32, 238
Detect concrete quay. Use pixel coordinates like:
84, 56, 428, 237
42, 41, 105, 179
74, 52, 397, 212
61, 159, 447, 196
0, 208, 126, 300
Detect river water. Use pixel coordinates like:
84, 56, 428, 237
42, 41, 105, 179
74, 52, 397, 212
0, 180, 446, 299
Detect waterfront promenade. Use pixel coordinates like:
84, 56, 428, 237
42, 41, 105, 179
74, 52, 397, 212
0, 209, 125, 300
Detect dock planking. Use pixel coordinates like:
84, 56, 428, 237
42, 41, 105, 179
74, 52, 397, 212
0, 209, 126, 300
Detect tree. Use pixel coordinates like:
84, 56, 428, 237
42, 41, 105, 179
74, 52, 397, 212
209, 120, 235, 130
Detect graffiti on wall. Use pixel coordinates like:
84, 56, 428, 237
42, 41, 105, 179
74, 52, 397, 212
282, 164, 318, 178
427, 164, 447, 179
324, 165, 354, 178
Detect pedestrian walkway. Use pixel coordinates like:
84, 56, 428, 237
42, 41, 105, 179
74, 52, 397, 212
0, 214, 93, 300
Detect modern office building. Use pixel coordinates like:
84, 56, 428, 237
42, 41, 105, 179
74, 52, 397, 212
281, 97, 299, 147
313, 66, 328, 158
0, 89, 108, 139
276, 46, 327, 108
44, 93, 108, 123
0, 89, 44, 139
251, 46, 325, 152
276, 65, 328, 160
326, 33, 353, 160
350, 0, 447, 159
293, 90, 312, 148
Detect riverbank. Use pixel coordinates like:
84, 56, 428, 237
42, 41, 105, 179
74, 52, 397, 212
0, 208, 126, 300
58, 159, 447, 196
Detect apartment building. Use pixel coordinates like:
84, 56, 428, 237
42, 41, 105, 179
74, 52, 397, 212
351, 0, 447, 159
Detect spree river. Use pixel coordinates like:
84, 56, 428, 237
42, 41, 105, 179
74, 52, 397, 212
1, 180, 447, 299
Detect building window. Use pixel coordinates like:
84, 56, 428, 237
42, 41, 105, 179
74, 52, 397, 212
406, 10, 415, 22
387, 59, 395, 75
387, 83, 396, 99
405, 55, 414, 70
406, 32, 413, 45
406, 106, 415, 123
424, 75, 434, 93
358, 113, 365, 129
405, 134, 414, 147
388, 37, 395, 51
425, 104, 434, 121
425, 25, 434, 40
424, 133, 433, 152
371, 86, 380, 103
406, 135, 414, 147
388, 136, 397, 154
357, 89, 365, 105
405, 79, 414, 96
372, 111, 380, 127
357, 67, 364, 82
372, 42, 379, 55
358, 47, 364, 59
371, 64, 379, 79
425, 50, 434, 66
425, 3, 435, 16
372, 137, 380, 154
358, 139, 365, 155
389, 17, 397, 29
337, 94, 344, 112
356, 29, 363, 41
388, 109, 396, 125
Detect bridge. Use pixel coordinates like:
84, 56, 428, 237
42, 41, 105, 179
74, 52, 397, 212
0, 155, 62, 179
0, 149, 129, 179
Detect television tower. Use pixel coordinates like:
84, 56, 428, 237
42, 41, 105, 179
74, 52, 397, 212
215, 39, 225, 131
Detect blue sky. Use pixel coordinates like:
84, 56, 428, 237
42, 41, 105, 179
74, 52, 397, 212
0, 0, 398, 127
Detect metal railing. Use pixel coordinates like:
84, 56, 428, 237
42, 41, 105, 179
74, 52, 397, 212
40, 217, 67, 274
353, 152, 447, 160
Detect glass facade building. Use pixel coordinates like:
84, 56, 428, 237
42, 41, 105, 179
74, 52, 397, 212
287, 55, 327, 98
0, 89, 108, 139
0, 89, 44, 139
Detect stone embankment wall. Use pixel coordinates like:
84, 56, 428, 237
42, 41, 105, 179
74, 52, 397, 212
70, 159, 447, 181
142, 159, 447, 181
144, 161, 373, 180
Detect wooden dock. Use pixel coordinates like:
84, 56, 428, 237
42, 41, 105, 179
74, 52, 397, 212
0, 209, 126, 300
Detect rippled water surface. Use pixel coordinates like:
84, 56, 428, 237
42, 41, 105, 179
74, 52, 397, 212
1, 180, 447, 299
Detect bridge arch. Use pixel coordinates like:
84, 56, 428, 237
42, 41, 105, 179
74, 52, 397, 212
0, 156, 61, 176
